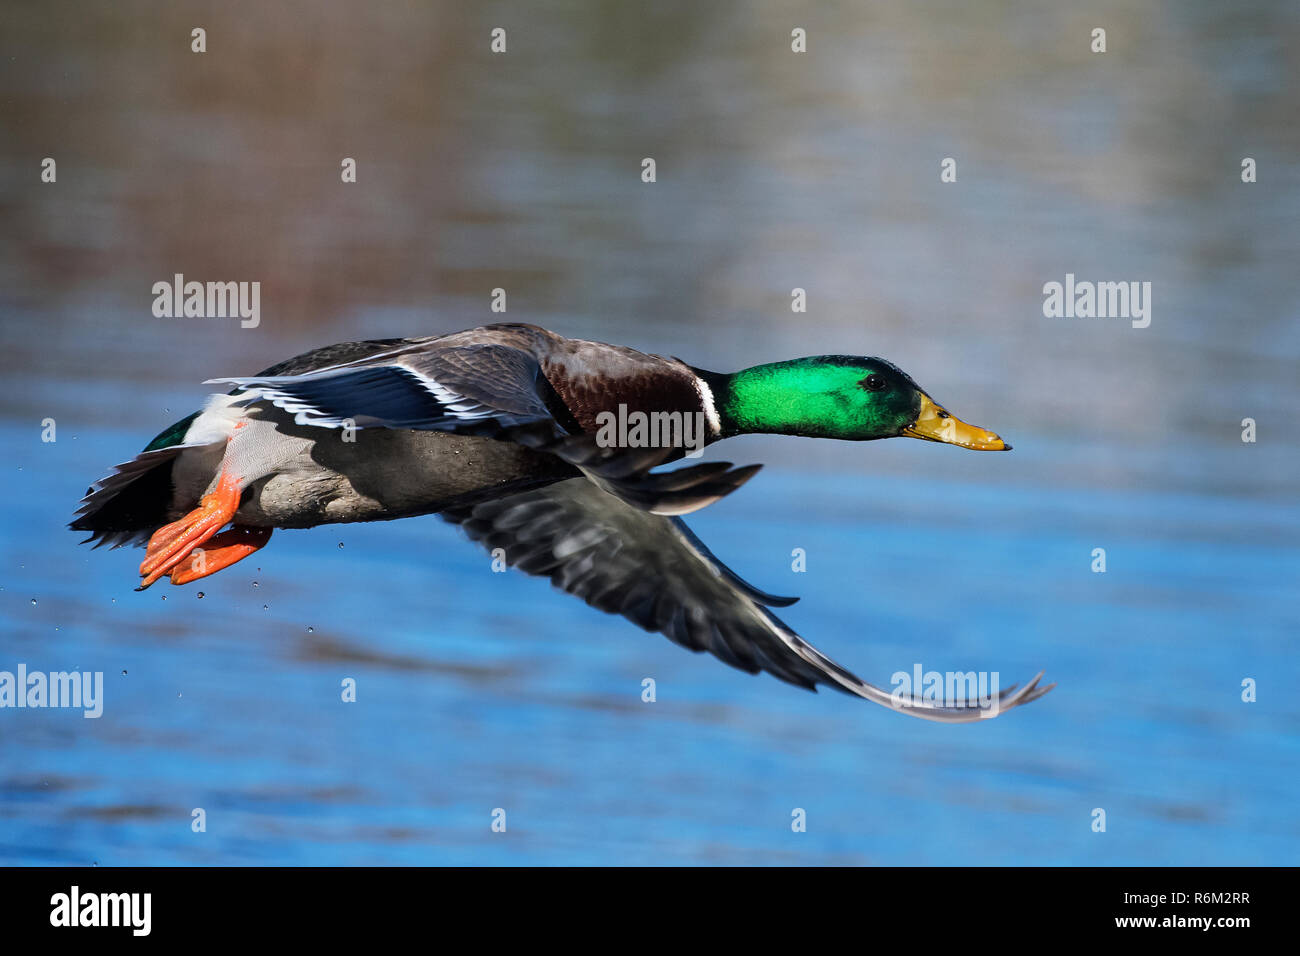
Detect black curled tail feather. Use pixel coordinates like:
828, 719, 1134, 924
70, 443, 209, 549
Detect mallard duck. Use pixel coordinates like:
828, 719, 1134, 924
72, 323, 1052, 721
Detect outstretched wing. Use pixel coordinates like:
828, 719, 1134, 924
442, 478, 1054, 722
209, 341, 753, 516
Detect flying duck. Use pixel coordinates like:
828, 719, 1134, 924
72, 323, 1052, 721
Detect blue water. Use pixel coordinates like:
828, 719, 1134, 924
1, 1, 1298, 865
2, 413, 1296, 864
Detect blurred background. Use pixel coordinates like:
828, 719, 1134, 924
1, 0, 1297, 864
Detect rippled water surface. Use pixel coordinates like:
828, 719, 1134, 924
1, 1, 1297, 865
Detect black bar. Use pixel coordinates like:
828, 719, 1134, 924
0, 866, 1274, 941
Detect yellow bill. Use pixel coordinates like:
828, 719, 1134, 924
902, 393, 1011, 451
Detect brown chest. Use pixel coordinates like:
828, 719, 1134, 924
545, 367, 703, 433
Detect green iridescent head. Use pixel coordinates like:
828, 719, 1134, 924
700, 356, 1010, 450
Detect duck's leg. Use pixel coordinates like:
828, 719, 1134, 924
167, 525, 272, 585
137, 472, 243, 590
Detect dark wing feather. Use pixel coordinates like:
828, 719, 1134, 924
209, 341, 756, 516
443, 478, 1054, 722
253, 337, 412, 377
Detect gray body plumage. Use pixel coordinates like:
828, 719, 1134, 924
170, 402, 575, 529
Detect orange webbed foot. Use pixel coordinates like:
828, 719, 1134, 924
137, 473, 242, 590
167, 525, 272, 585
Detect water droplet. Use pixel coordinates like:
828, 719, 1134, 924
30, 598, 36, 605
252, 581, 259, 588
338, 542, 344, 549
262, 604, 268, 610
121, 669, 127, 676
177, 692, 182, 699
92, 861, 98, 867
197, 591, 204, 599
306, 626, 314, 633
161, 595, 167, 601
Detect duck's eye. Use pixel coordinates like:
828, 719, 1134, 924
861, 374, 887, 392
